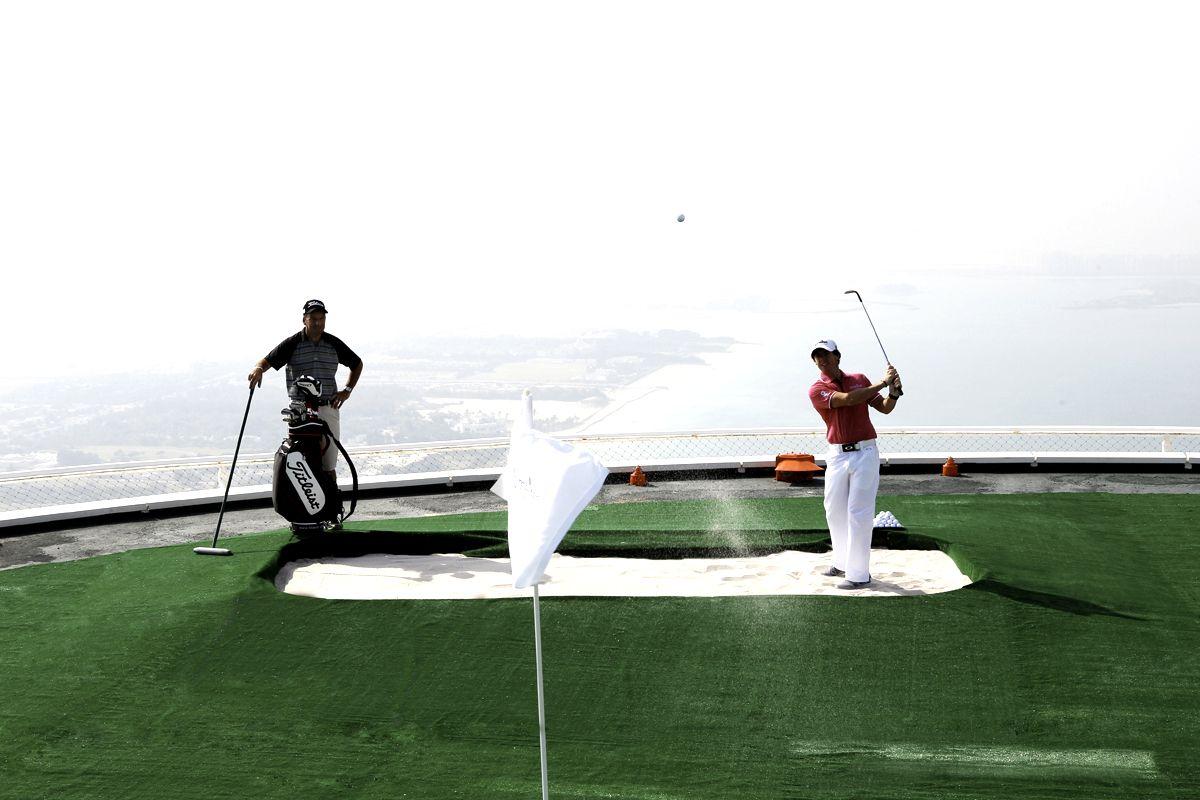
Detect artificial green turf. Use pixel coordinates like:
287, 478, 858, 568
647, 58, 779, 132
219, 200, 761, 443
1, 493, 1198, 799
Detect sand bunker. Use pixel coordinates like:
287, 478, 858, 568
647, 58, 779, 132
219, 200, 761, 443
276, 550, 971, 600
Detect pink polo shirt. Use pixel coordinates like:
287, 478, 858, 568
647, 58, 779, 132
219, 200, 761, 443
809, 372, 880, 444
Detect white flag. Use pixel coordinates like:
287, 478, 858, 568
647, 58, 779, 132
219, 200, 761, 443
492, 391, 608, 589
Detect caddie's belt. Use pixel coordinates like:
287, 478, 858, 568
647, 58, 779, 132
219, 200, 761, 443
840, 442, 861, 452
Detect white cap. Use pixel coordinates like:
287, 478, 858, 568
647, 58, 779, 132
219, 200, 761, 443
811, 339, 838, 355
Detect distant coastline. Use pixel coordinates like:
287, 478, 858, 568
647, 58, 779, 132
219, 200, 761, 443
0, 330, 736, 473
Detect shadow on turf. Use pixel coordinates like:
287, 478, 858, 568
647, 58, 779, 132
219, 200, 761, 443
966, 579, 1150, 620
255, 528, 947, 585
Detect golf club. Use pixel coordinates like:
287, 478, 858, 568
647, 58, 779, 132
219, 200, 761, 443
194, 384, 256, 556
844, 290, 903, 397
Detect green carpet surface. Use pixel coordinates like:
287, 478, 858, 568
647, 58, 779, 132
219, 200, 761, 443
1, 493, 1198, 799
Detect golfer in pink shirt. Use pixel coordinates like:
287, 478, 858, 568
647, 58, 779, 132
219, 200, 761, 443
808, 339, 902, 589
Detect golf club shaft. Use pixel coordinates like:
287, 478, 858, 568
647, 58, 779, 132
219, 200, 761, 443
210, 384, 255, 548
845, 290, 902, 396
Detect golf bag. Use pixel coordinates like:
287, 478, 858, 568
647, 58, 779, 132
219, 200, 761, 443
272, 375, 358, 535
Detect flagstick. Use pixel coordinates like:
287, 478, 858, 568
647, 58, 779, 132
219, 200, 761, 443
533, 584, 550, 800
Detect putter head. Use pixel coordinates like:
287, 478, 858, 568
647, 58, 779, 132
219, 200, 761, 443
193, 546, 232, 556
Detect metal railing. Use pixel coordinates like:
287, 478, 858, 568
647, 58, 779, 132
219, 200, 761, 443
1, 427, 1196, 528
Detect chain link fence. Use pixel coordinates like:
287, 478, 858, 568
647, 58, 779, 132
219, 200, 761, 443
2, 428, 1198, 522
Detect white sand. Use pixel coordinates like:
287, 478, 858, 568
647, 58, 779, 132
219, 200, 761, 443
276, 549, 971, 600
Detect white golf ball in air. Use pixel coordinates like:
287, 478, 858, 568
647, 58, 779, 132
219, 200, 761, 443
677, 214, 685, 222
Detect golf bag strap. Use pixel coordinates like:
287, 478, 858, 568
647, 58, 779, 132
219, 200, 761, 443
327, 432, 358, 522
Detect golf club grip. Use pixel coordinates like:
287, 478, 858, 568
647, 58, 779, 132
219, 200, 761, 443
883, 361, 903, 399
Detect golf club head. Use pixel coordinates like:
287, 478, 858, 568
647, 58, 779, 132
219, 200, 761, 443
294, 375, 322, 401
844, 289, 863, 302
193, 546, 232, 556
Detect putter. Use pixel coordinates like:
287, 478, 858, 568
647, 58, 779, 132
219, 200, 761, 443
194, 384, 256, 556
844, 290, 903, 397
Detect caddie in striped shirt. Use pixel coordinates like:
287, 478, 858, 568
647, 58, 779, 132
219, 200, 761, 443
248, 299, 364, 484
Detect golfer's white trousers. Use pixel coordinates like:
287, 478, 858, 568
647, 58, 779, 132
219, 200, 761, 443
823, 440, 880, 583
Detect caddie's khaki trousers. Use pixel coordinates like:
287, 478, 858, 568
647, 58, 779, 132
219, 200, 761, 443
316, 405, 341, 473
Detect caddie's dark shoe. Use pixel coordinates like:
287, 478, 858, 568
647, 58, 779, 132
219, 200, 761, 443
836, 578, 872, 590
822, 566, 845, 577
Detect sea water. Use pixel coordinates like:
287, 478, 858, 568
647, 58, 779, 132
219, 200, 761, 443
578, 272, 1198, 433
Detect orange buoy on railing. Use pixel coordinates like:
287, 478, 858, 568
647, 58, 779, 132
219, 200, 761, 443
942, 457, 960, 477
774, 453, 823, 483
629, 466, 648, 487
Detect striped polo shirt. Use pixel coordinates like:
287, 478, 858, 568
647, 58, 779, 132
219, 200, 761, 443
265, 331, 362, 402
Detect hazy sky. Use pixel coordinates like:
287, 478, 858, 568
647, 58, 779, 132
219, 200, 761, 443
5, 1, 1199, 378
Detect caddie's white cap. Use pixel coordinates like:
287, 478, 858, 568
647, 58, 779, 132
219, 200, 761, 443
811, 339, 838, 356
